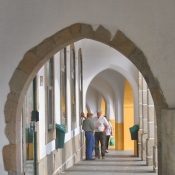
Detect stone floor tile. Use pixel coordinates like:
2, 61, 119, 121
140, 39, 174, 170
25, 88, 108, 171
60, 150, 157, 175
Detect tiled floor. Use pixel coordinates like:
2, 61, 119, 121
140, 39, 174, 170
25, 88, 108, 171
61, 150, 157, 175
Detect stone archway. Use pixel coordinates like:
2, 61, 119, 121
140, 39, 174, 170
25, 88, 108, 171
3, 23, 168, 173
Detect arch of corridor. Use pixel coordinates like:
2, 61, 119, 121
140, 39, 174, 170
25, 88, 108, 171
83, 66, 138, 124
86, 70, 139, 156
86, 79, 135, 151
3, 23, 167, 173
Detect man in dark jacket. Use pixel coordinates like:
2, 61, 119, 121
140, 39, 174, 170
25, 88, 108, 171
82, 112, 95, 160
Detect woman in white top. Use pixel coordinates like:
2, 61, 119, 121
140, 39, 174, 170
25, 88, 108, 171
104, 116, 113, 153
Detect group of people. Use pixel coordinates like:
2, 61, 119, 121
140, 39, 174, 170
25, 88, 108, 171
81, 109, 113, 160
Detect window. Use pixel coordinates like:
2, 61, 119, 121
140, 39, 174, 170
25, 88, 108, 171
45, 58, 54, 131
47, 86, 53, 130
70, 49, 76, 123
78, 52, 83, 124
60, 48, 67, 126
23, 81, 34, 160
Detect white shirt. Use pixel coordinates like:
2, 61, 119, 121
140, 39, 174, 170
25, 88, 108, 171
93, 116, 109, 132
106, 121, 112, 135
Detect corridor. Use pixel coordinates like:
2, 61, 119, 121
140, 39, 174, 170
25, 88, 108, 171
61, 150, 157, 175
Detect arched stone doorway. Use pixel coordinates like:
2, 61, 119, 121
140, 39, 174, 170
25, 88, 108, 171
3, 23, 167, 173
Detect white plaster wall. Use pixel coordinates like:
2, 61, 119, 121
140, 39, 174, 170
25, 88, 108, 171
54, 52, 61, 125
1, 1, 175, 173
86, 69, 137, 123
81, 39, 138, 93
81, 39, 138, 123
38, 66, 46, 159
98, 70, 126, 123
37, 46, 82, 162
86, 87, 98, 114
98, 70, 138, 124
89, 76, 115, 120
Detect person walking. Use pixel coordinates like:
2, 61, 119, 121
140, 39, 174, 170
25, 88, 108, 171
93, 109, 108, 159
82, 112, 95, 160
104, 116, 113, 153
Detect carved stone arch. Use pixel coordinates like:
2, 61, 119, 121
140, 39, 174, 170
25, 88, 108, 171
3, 23, 168, 172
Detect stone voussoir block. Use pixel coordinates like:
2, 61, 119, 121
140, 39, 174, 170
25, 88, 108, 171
141, 67, 158, 89
5, 121, 21, 144
80, 23, 94, 38
70, 23, 82, 38
18, 51, 42, 75
3, 144, 21, 171
4, 99, 18, 123
93, 25, 112, 45
111, 30, 136, 57
7, 92, 20, 102
36, 38, 58, 60
128, 47, 149, 71
150, 86, 168, 109
52, 27, 74, 47
4, 92, 24, 124
9, 68, 29, 95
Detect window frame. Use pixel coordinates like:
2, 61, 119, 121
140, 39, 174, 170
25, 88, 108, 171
70, 48, 76, 124
78, 53, 83, 125
45, 57, 56, 144
60, 48, 67, 126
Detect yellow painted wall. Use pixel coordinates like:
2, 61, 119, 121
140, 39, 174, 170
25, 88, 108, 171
98, 81, 135, 153
101, 97, 106, 116
123, 80, 134, 150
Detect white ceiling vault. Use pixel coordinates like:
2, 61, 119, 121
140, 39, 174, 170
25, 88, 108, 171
77, 39, 139, 123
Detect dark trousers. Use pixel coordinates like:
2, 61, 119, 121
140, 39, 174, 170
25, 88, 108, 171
85, 131, 94, 159
106, 135, 110, 150
94, 132, 106, 157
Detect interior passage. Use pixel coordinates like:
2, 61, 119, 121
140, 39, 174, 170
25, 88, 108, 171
62, 150, 157, 175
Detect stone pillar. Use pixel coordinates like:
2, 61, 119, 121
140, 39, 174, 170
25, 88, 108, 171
161, 109, 175, 175
153, 103, 158, 172
138, 72, 143, 157
141, 78, 148, 161
146, 89, 154, 165
2, 144, 21, 174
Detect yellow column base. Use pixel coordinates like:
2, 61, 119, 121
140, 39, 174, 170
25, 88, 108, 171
115, 123, 124, 150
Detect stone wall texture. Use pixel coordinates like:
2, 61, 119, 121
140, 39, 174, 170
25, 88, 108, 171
38, 133, 85, 175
